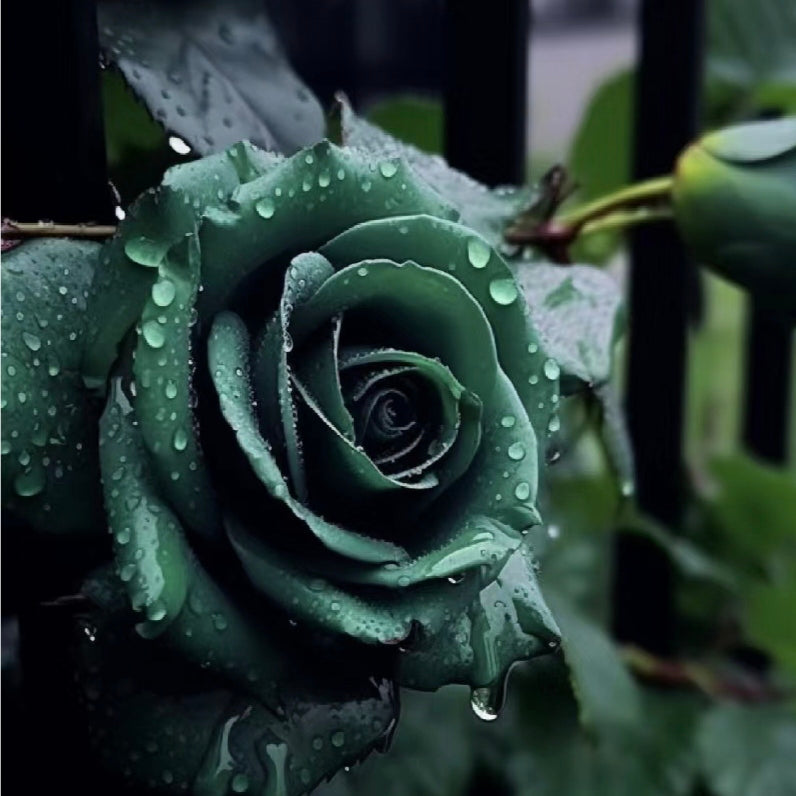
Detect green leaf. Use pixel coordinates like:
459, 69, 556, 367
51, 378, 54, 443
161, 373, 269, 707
701, 455, 796, 678
337, 97, 536, 247
698, 703, 796, 796
544, 590, 641, 732
513, 261, 625, 391
98, 0, 324, 156
708, 0, 796, 117
566, 69, 633, 264
494, 658, 702, 796
705, 454, 796, 574
102, 68, 178, 203
366, 96, 444, 156
1, 239, 105, 534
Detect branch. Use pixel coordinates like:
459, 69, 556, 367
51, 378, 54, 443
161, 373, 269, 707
622, 644, 785, 703
505, 175, 674, 261
2, 219, 117, 240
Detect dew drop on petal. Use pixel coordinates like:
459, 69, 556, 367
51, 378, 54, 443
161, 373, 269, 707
22, 332, 41, 351
151, 279, 176, 307
543, 358, 560, 380
379, 161, 398, 179
507, 442, 526, 461
466, 238, 490, 269
173, 428, 188, 451
488, 278, 518, 306
255, 197, 275, 219
142, 320, 166, 349
500, 415, 516, 428
514, 481, 531, 501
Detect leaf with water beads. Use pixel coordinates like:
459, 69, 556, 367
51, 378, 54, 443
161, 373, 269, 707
98, 0, 325, 157
513, 260, 626, 392
321, 214, 558, 439
335, 95, 538, 247
1, 239, 105, 534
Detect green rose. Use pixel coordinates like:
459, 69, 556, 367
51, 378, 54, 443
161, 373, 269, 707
3, 123, 562, 792
672, 117, 796, 317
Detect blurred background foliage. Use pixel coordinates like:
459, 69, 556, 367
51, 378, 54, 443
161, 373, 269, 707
6, 0, 794, 794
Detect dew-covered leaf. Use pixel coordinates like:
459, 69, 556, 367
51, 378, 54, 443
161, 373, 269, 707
1, 239, 105, 534
492, 657, 702, 796
544, 589, 641, 732
514, 260, 625, 392
337, 96, 536, 247
98, 0, 325, 157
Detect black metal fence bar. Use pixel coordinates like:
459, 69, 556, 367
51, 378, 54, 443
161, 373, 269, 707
743, 304, 793, 464
2, 2, 113, 794
444, 0, 529, 186
614, 0, 705, 653
3, 0, 113, 223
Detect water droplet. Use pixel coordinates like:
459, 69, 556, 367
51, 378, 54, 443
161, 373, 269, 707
331, 731, 345, 748
22, 332, 41, 351
116, 527, 132, 545
164, 381, 178, 400
514, 481, 531, 501
528, 373, 539, 385
124, 237, 168, 268
255, 197, 275, 219
151, 279, 176, 307
361, 179, 372, 192
168, 136, 192, 155
543, 358, 560, 380
142, 320, 166, 349
548, 415, 560, 433
304, 152, 315, 165
120, 563, 137, 582
318, 170, 331, 187
488, 278, 518, 306
13, 467, 44, 498
500, 415, 516, 428
231, 773, 250, 793
466, 238, 490, 269
507, 442, 526, 461
173, 428, 188, 451
357, 266, 369, 276
379, 161, 398, 179
1, 441, 11, 455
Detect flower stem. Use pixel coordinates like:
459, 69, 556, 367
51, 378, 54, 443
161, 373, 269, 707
2, 220, 117, 239
579, 205, 674, 238
555, 175, 674, 230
